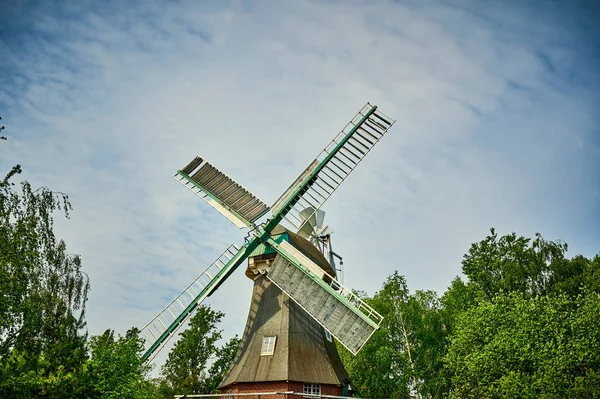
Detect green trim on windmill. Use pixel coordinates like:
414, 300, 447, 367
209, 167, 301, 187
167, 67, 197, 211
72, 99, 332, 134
206, 236, 262, 296
264, 105, 378, 234
248, 232, 289, 258
141, 239, 259, 360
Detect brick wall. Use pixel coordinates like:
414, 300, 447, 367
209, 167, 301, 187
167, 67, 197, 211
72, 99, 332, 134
287, 381, 343, 396
229, 381, 288, 399
220, 381, 347, 398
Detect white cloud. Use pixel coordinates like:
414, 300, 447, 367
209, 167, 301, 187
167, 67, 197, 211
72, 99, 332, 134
1, 0, 598, 370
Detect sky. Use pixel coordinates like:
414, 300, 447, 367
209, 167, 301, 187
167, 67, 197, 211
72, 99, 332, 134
1, 0, 599, 370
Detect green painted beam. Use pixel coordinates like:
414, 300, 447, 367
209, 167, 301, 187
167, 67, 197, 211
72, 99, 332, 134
207, 236, 263, 295
262, 105, 378, 237
141, 238, 261, 360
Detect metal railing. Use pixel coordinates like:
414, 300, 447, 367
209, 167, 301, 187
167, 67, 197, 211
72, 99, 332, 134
275, 239, 383, 329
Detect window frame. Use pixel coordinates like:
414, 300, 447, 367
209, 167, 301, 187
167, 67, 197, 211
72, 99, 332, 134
303, 383, 321, 397
260, 335, 277, 356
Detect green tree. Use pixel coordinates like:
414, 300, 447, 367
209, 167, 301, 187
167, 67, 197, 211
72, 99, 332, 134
82, 328, 157, 399
203, 333, 241, 393
340, 230, 599, 398
0, 166, 90, 397
338, 278, 410, 399
0, 115, 6, 141
550, 253, 600, 296
158, 305, 240, 397
445, 292, 600, 398
441, 230, 600, 397
408, 290, 448, 398
461, 228, 569, 299
441, 276, 483, 322
340, 272, 447, 399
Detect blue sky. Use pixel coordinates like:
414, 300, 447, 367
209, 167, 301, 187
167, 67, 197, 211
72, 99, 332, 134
1, 0, 599, 368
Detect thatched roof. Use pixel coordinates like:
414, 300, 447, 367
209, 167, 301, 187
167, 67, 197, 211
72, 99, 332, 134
220, 228, 349, 388
219, 276, 350, 387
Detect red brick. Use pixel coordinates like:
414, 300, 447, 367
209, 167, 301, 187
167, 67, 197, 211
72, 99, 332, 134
220, 380, 348, 398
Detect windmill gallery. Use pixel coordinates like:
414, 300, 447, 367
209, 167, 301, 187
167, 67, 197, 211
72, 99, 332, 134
139, 103, 395, 397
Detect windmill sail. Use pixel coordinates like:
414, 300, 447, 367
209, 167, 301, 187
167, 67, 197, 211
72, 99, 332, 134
140, 243, 249, 360
271, 103, 395, 233
174, 156, 270, 229
141, 102, 394, 362
265, 239, 382, 354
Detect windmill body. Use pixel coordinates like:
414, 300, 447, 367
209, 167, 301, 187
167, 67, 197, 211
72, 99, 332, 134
138, 103, 395, 395
219, 226, 351, 395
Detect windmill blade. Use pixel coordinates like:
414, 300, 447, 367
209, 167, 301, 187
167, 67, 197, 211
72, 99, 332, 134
319, 225, 334, 237
297, 221, 316, 242
297, 207, 325, 242
270, 103, 395, 234
265, 238, 383, 355
299, 207, 325, 231
174, 156, 270, 229
314, 209, 326, 230
140, 242, 250, 361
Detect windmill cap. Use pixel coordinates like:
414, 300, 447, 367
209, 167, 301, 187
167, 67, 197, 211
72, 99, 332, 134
246, 225, 335, 277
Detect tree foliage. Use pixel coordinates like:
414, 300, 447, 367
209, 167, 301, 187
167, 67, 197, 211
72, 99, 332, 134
341, 273, 448, 399
0, 167, 160, 398
445, 293, 600, 398
0, 115, 7, 141
158, 305, 240, 398
83, 328, 157, 399
203, 333, 241, 394
461, 228, 577, 298
341, 229, 599, 398
0, 167, 90, 397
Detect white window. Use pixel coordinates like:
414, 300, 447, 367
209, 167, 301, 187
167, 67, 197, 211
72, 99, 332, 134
225, 388, 233, 399
261, 336, 276, 355
303, 383, 321, 397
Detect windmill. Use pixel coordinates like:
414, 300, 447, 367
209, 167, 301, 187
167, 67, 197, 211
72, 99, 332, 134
139, 103, 395, 392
